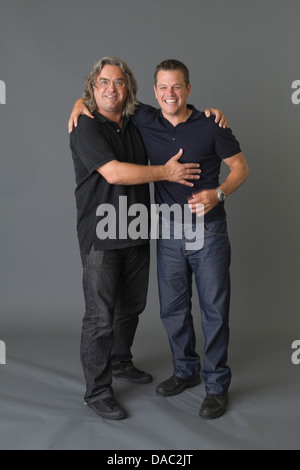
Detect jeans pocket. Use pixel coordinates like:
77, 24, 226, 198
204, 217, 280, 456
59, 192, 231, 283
84, 245, 105, 270
204, 219, 228, 236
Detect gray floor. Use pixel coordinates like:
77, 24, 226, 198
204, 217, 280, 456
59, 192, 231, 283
0, 328, 299, 450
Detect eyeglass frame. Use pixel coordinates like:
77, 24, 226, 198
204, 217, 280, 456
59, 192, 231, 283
95, 78, 127, 89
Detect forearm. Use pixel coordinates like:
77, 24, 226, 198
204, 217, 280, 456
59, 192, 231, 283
98, 150, 200, 187
219, 153, 249, 197
219, 165, 249, 197
98, 160, 166, 185
188, 152, 249, 216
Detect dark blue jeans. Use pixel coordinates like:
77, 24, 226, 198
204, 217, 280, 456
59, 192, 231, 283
80, 243, 150, 403
157, 218, 231, 395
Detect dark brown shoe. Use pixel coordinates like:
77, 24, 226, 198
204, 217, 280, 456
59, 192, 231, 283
86, 395, 127, 420
112, 364, 153, 384
199, 393, 228, 419
156, 375, 201, 397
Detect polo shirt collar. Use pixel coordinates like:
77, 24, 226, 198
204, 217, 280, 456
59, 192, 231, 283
158, 104, 203, 127
93, 110, 129, 130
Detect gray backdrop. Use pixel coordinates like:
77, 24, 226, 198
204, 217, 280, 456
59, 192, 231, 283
0, 0, 300, 450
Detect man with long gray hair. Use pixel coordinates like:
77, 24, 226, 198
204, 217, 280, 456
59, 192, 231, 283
70, 56, 204, 420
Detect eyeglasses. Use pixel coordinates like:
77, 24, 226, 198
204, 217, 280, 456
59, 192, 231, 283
96, 78, 126, 89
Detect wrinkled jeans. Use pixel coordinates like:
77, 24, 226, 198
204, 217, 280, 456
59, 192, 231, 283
80, 243, 150, 403
157, 218, 232, 395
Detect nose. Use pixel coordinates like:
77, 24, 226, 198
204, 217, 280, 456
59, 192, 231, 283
166, 86, 176, 94
107, 81, 117, 91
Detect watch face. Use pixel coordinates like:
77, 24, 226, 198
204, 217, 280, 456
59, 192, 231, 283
217, 189, 225, 201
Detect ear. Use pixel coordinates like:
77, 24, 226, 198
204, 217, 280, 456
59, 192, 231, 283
187, 83, 191, 97
154, 85, 158, 100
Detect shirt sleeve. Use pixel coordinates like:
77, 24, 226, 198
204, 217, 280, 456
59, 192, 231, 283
215, 126, 242, 160
130, 102, 157, 130
72, 117, 116, 173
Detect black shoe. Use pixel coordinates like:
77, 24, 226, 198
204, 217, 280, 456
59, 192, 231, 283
156, 375, 201, 397
199, 393, 228, 420
86, 396, 127, 420
112, 364, 153, 384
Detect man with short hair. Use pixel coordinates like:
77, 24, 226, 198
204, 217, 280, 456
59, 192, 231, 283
69, 58, 238, 420
69, 56, 223, 421
139, 59, 249, 419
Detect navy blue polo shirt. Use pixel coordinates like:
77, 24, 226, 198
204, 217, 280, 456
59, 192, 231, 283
131, 104, 242, 222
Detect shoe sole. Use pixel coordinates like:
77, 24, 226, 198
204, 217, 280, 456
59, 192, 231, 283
112, 375, 153, 384
199, 408, 226, 420
156, 377, 201, 397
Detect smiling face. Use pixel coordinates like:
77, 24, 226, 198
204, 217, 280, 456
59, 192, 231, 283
93, 65, 128, 118
154, 69, 191, 122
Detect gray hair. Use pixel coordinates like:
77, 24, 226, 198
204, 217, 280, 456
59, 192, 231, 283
82, 56, 139, 117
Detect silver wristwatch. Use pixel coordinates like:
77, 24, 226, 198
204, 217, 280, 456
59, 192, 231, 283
216, 188, 226, 202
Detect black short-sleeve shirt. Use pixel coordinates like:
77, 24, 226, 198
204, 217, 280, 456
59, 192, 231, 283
70, 112, 150, 254
131, 104, 242, 222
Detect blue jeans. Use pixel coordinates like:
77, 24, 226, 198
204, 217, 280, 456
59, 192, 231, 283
157, 218, 231, 395
80, 243, 150, 403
